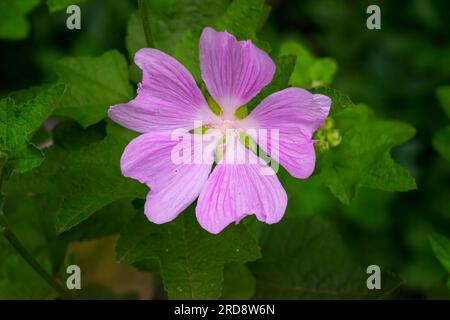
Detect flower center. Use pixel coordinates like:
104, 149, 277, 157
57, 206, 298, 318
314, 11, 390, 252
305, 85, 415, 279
218, 119, 234, 135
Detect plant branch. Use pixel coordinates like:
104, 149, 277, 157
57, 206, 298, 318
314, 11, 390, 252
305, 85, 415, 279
0, 220, 72, 299
0, 165, 72, 299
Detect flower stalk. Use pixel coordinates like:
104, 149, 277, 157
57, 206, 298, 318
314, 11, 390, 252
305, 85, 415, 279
0, 166, 72, 299
0, 218, 71, 299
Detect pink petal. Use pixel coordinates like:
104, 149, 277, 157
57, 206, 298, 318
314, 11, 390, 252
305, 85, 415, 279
121, 131, 220, 224
240, 88, 331, 179
199, 27, 275, 118
109, 48, 218, 133
196, 138, 287, 234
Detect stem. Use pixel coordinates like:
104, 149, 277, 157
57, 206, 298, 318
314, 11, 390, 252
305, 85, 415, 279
0, 221, 71, 299
0, 166, 72, 299
138, 0, 154, 47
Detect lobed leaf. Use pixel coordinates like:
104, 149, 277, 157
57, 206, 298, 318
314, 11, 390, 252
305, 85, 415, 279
54, 51, 133, 127
117, 208, 261, 299
0, 83, 66, 174
316, 103, 417, 204
4, 121, 147, 233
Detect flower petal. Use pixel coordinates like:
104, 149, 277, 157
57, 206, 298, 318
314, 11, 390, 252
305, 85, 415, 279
199, 27, 275, 117
121, 131, 220, 224
109, 48, 218, 133
240, 88, 331, 178
196, 138, 287, 234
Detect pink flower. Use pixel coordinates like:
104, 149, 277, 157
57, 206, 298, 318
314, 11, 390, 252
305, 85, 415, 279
108, 27, 331, 234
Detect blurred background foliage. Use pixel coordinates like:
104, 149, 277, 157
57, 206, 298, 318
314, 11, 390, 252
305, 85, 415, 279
0, 0, 449, 299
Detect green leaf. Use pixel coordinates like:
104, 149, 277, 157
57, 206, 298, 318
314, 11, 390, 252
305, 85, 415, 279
117, 209, 261, 299
316, 103, 417, 204
4, 122, 147, 233
46, 0, 86, 13
436, 85, 450, 120
280, 40, 337, 88
250, 216, 403, 299
0, 197, 67, 299
433, 125, 450, 160
0, 0, 39, 40
221, 263, 256, 299
0, 83, 66, 174
54, 51, 133, 127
